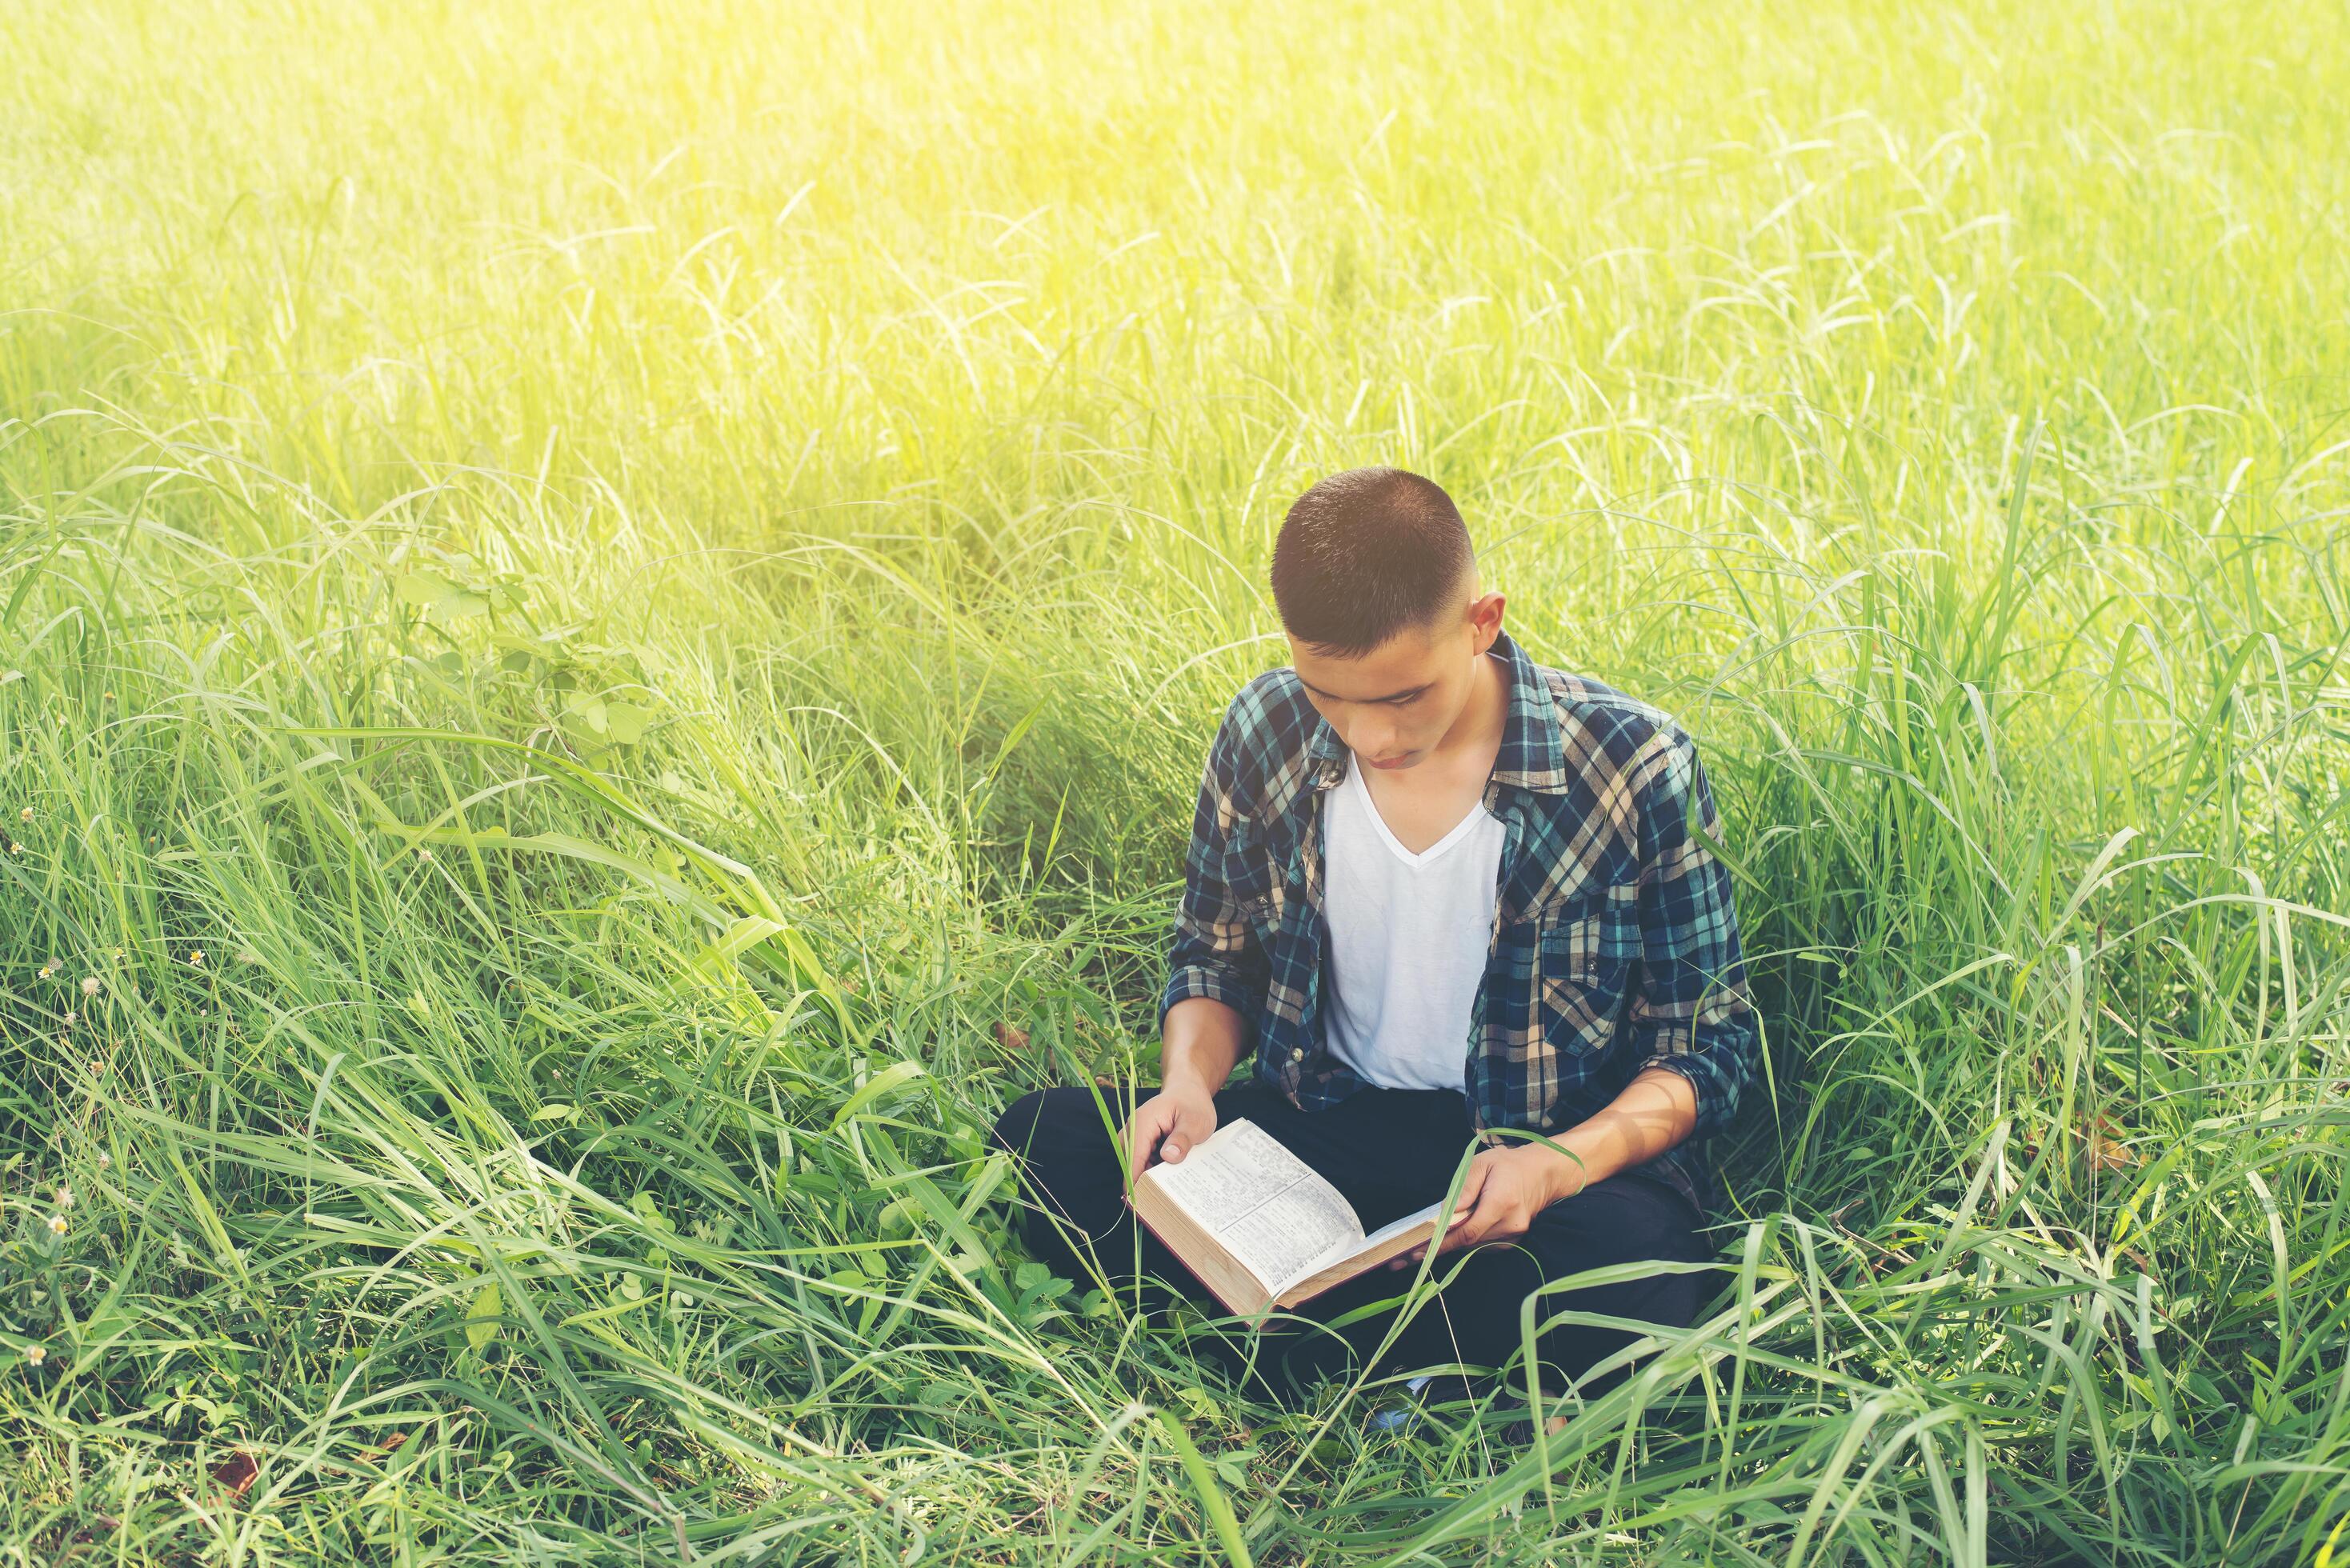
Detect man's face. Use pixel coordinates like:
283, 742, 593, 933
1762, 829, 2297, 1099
1285, 592, 1505, 773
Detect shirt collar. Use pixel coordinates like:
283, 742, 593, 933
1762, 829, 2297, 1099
1484, 626, 1572, 794
1299, 625, 1571, 795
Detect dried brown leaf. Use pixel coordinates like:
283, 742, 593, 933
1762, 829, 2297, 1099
2085, 1114, 2138, 1174
2086, 1134, 2136, 1174
210, 1450, 258, 1498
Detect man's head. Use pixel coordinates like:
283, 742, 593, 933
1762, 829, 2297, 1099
1269, 466, 1507, 773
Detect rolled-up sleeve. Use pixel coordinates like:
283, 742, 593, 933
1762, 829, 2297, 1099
1626, 727, 1759, 1139
1157, 706, 1271, 1042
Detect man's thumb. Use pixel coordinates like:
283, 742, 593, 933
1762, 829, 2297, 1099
1161, 1139, 1184, 1163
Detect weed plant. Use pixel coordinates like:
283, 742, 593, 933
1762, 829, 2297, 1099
3, 1, 2348, 1562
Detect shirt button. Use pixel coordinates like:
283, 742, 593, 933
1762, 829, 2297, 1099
1290, 1048, 1304, 1062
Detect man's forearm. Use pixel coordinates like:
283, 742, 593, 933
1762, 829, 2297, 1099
1160, 996, 1247, 1100
1516, 1066, 1699, 1201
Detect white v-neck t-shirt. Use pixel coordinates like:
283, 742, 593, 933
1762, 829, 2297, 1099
1320, 747, 1507, 1094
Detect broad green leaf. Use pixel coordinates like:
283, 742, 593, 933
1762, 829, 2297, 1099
465, 1279, 502, 1353
827, 1060, 927, 1131
603, 700, 653, 744
394, 571, 490, 618
394, 570, 451, 606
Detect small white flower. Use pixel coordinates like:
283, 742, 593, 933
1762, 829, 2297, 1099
24, 1345, 45, 1366
94, 1152, 111, 1170
62, 1011, 75, 1029
188, 949, 206, 967
17, 806, 30, 822
81, 976, 100, 997
46, 1214, 68, 1236
38, 962, 56, 981
54, 1186, 72, 1209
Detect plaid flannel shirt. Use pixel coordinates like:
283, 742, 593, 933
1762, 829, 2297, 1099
1157, 626, 1759, 1215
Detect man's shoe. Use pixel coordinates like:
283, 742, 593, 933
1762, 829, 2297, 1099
1498, 1412, 1572, 1445
1365, 1372, 1438, 1435
1366, 1373, 1487, 1436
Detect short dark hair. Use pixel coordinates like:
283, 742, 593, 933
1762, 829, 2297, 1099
1269, 466, 1474, 655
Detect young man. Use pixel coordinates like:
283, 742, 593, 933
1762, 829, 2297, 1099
993, 466, 1759, 1409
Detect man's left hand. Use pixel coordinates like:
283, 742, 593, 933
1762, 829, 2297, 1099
1387, 1143, 1583, 1269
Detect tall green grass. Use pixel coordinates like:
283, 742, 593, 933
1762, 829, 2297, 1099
4, 0, 2348, 1560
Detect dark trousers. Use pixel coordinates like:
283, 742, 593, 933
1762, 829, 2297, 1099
990, 1078, 1714, 1406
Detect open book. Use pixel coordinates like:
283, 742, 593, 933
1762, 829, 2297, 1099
1128, 1119, 1458, 1315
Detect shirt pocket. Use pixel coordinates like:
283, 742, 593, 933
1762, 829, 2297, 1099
1534, 893, 1634, 1057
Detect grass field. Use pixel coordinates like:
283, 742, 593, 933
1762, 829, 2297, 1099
5, 0, 2349, 1561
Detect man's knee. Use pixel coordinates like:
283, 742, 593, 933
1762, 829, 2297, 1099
990, 1088, 1054, 1162
1527, 1176, 1702, 1261
989, 1086, 1140, 1266
1515, 1176, 1711, 1328
989, 1086, 1125, 1176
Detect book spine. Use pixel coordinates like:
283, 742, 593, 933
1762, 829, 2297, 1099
1126, 1198, 1261, 1318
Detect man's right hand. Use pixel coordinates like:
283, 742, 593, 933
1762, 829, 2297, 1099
1124, 1087, 1219, 1189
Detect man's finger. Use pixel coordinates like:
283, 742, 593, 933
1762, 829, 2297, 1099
1126, 1121, 1162, 1185
1442, 1181, 1503, 1254
1434, 1163, 1491, 1250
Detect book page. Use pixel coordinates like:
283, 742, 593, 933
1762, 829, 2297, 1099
1270, 1200, 1451, 1301
1145, 1120, 1364, 1292
1356, 1199, 1446, 1254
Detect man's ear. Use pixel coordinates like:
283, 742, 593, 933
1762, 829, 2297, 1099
1467, 589, 1506, 654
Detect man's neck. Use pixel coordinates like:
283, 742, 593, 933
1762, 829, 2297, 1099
1432, 646, 1510, 770
1344, 650, 1508, 853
